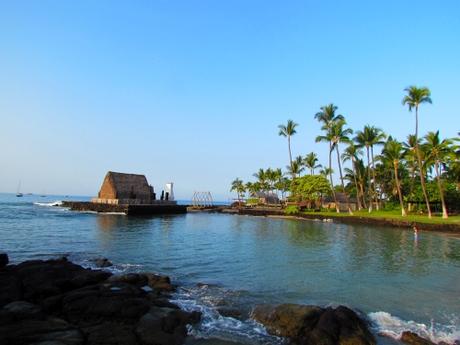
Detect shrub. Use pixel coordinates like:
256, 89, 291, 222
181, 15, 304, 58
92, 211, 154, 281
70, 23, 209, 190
285, 205, 300, 215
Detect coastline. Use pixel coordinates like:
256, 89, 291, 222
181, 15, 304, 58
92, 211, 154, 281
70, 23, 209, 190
203, 207, 460, 233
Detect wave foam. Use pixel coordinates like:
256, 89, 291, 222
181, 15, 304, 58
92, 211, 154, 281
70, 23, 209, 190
369, 311, 460, 344
34, 200, 63, 207
172, 288, 283, 345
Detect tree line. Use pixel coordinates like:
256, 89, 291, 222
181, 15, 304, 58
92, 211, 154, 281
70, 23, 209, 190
231, 86, 460, 218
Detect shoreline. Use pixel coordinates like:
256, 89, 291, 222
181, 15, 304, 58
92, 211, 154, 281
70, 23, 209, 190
201, 207, 460, 233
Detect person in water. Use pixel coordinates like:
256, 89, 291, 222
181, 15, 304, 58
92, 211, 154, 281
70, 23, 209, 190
413, 224, 419, 235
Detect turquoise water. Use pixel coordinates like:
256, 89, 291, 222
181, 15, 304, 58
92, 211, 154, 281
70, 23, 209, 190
0, 193, 459, 344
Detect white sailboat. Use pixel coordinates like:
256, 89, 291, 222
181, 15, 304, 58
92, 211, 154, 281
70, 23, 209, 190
16, 181, 23, 197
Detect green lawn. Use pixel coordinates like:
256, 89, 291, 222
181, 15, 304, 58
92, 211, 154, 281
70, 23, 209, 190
301, 209, 460, 225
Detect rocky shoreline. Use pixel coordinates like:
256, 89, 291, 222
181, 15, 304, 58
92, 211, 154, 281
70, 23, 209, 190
0, 254, 199, 345
0, 253, 453, 345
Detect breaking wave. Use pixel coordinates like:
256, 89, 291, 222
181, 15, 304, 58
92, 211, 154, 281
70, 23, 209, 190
369, 311, 460, 344
34, 200, 63, 207
172, 286, 284, 345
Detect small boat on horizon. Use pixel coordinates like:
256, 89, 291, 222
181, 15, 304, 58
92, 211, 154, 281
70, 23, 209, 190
16, 181, 23, 197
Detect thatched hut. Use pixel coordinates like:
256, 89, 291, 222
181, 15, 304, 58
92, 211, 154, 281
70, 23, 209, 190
91, 171, 155, 205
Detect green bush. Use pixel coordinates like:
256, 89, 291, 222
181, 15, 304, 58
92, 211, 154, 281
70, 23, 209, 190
285, 205, 300, 215
246, 198, 259, 205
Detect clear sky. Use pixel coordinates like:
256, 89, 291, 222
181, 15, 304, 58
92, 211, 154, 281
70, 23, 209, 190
0, 1, 459, 200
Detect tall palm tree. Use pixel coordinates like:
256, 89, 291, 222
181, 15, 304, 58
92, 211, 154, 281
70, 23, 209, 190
423, 131, 454, 218
342, 143, 364, 210
315, 104, 344, 213
230, 178, 246, 207
381, 138, 407, 216
278, 120, 298, 177
316, 128, 339, 212
402, 86, 433, 217
304, 152, 322, 175
330, 119, 354, 214
355, 126, 375, 212
403, 134, 419, 210
355, 125, 386, 211
369, 126, 386, 209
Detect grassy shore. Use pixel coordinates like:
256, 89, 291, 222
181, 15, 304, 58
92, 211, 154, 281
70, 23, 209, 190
301, 209, 460, 225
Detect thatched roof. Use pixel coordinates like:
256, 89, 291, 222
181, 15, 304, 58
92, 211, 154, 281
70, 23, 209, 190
98, 171, 153, 201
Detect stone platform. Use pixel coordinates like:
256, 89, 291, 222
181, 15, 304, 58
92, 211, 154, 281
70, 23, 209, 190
62, 201, 187, 215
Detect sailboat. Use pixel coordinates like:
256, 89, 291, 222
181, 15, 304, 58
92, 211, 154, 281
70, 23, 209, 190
16, 181, 23, 197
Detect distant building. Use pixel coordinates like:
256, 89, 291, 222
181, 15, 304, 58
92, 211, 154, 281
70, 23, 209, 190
91, 171, 174, 205
254, 192, 280, 205
322, 192, 357, 211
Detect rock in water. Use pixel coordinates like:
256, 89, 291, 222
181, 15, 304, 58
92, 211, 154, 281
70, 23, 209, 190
0, 253, 8, 268
251, 303, 376, 345
93, 257, 113, 267
400, 331, 436, 345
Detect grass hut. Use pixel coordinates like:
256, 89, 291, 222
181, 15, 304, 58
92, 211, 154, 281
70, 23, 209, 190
92, 171, 155, 205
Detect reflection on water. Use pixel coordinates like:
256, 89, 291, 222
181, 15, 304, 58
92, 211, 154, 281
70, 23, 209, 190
0, 194, 459, 344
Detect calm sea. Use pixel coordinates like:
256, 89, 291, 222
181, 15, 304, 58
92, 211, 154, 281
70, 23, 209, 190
0, 193, 459, 344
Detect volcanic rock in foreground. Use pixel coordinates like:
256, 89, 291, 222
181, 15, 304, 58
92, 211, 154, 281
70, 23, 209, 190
251, 303, 376, 345
0, 256, 200, 345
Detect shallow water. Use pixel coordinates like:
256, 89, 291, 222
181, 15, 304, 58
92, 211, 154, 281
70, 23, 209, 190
0, 193, 459, 344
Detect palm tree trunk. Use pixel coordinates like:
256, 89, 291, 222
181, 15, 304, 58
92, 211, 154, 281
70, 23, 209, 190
415, 106, 432, 218
359, 180, 367, 209
408, 163, 415, 212
351, 157, 362, 210
370, 145, 380, 210
394, 163, 406, 216
336, 146, 353, 214
366, 146, 373, 212
288, 136, 293, 178
435, 161, 448, 219
329, 142, 339, 213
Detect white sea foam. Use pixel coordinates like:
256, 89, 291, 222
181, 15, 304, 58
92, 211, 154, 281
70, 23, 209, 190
34, 200, 63, 207
99, 212, 126, 215
172, 289, 284, 345
369, 311, 460, 344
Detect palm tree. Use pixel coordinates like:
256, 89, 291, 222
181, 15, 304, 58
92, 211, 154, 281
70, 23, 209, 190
403, 134, 419, 210
230, 178, 246, 207
253, 169, 269, 192
402, 86, 433, 217
316, 128, 339, 212
314, 104, 344, 125
304, 152, 322, 175
423, 131, 454, 218
342, 143, 364, 210
355, 125, 386, 211
315, 104, 344, 213
278, 120, 298, 177
330, 119, 354, 214
369, 126, 386, 209
287, 157, 305, 178
381, 138, 407, 216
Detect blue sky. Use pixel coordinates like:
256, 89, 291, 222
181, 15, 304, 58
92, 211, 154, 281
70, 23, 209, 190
0, 1, 459, 200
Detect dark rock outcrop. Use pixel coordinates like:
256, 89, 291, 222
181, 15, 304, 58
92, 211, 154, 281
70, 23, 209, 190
0, 256, 200, 345
0, 253, 8, 268
92, 257, 113, 268
400, 331, 436, 345
251, 303, 376, 345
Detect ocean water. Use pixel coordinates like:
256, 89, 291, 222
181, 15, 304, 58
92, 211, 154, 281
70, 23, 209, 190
0, 193, 459, 344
